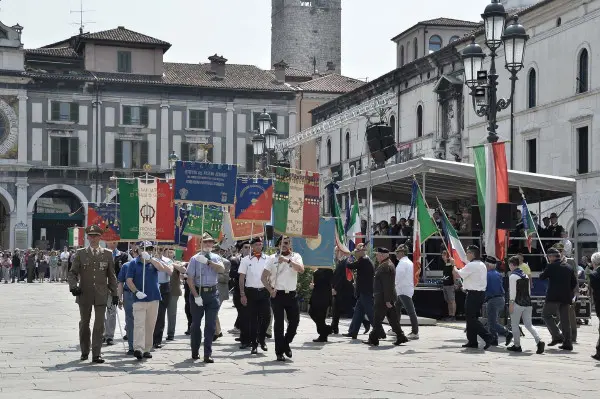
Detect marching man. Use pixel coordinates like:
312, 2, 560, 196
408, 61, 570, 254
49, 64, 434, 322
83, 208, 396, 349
262, 235, 304, 362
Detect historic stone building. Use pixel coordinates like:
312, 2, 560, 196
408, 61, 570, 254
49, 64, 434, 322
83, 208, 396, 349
271, 0, 342, 75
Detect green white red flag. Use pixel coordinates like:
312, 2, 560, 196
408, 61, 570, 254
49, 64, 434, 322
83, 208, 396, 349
118, 179, 175, 241
410, 180, 437, 286
68, 227, 84, 247
473, 142, 509, 260
438, 204, 467, 268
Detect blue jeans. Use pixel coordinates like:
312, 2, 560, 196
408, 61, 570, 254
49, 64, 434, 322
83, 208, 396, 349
123, 290, 135, 351
348, 293, 375, 336
189, 289, 221, 357
486, 296, 508, 340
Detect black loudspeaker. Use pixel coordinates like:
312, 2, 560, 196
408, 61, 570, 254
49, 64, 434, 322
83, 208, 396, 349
366, 124, 397, 164
471, 205, 482, 231
265, 225, 274, 241
496, 203, 518, 230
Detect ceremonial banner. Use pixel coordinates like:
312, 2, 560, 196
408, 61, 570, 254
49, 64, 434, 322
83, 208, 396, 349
521, 198, 536, 253
473, 142, 509, 260
291, 218, 335, 268
234, 177, 273, 222
118, 179, 175, 241
225, 206, 264, 240
174, 161, 237, 205
273, 167, 320, 238
174, 204, 190, 248
183, 205, 223, 238
68, 227, 84, 247
87, 203, 120, 242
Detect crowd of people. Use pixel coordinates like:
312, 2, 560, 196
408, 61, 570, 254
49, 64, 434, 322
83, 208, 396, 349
0, 247, 76, 284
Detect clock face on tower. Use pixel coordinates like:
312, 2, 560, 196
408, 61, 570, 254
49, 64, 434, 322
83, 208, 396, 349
0, 97, 19, 160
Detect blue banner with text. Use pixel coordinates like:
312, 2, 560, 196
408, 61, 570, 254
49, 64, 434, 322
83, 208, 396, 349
174, 161, 237, 206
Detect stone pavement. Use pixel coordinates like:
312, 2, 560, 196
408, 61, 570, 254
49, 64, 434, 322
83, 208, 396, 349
1, 282, 599, 399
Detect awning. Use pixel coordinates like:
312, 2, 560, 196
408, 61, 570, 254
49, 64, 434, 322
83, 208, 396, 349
337, 157, 576, 205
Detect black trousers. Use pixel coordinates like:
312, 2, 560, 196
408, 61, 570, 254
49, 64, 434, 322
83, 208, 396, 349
271, 291, 300, 355
246, 288, 271, 347
465, 290, 492, 345
183, 281, 192, 331
369, 296, 405, 344
309, 302, 331, 338
330, 295, 343, 332
153, 283, 171, 346
233, 290, 250, 344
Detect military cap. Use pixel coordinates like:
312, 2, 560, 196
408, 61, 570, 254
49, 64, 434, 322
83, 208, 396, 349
550, 212, 558, 219
547, 248, 560, 256
484, 255, 499, 264
395, 244, 409, 253
85, 225, 103, 236
552, 242, 565, 251
376, 247, 390, 254
137, 240, 156, 249
236, 240, 250, 249
250, 236, 263, 245
201, 232, 215, 242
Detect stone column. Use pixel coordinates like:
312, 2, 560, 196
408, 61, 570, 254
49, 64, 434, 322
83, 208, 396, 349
160, 103, 170, 169
226, 104, 234, 164
18, 93, 28, 163
15, 177, 29, 246
91, 100, 103, 165
8, 212, 16, 250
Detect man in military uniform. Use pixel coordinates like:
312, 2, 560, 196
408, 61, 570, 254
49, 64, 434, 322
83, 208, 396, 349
68, 225, 118, 364
363, 248, 408, 347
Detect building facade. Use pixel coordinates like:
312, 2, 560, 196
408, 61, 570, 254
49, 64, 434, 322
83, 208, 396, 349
0, 25, 297, 250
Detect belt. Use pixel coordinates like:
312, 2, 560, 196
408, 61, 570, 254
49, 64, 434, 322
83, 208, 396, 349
466, 290, 485, 293
276, 290, 296, 295
246, 287, 265, 291
487, 294, 504, 300
195, 285, 217, 293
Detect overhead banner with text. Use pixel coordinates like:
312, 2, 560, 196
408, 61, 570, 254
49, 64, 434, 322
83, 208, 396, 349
87, 203, 120, 242
273, 167, 320, 238
174, 161, 237, 206
291, 217, 335, 268
234, 177, 273, 222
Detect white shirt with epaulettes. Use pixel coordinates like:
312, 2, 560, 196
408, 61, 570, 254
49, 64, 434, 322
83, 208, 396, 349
238, 253, 269, 288
265, 252, 303, 292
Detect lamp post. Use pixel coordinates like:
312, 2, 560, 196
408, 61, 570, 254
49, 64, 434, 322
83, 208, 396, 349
462, 0, 528, 143
252, 109, 278, 176
166, 150, 179, 181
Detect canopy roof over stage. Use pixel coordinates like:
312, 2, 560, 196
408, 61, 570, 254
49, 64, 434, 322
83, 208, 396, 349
336, 157, 577, 205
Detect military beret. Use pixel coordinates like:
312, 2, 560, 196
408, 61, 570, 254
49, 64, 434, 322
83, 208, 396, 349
250, 237, 263, 245
85, 225, 103, 236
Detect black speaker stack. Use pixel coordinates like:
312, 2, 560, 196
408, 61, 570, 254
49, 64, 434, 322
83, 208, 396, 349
366, 124, 397, 164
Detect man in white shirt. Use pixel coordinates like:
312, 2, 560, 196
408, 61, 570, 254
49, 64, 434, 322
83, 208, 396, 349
238, 237, 271, 354
60, 246, 70, 282
262, 235, 304, 362
394, 245, 419, 340
452, 245, 493, 350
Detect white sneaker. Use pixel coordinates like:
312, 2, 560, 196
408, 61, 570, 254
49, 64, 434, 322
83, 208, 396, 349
387, 329, 396, 335
407, 333, 419, 340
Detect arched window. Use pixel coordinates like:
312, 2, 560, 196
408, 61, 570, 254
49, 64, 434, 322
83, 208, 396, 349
345, 132, 350, 160
389, 115, 396, 138
449, 35, 460, 44
429, 35, 443, 53
528, 68, 537, 108
578, 49, 589, 93
413, 38, 419, 60
400, 45, 405, 66
416, 105, 423, 138
326, 138, 332, 165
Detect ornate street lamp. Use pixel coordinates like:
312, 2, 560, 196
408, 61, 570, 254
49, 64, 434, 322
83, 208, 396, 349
252, 132, 265, 156
462, 0, 528, 143
257, 109, 272, 135
168, 150, 179, 170
264, 126, 278, 151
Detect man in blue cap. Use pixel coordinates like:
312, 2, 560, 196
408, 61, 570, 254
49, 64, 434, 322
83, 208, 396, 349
126, 241, 172, 360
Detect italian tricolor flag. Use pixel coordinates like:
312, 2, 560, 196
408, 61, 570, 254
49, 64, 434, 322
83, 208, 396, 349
410, 181, 437, 286
439, 206, 467, 268
118, 179, 175, 241
473, 142, 509, 260
68, 227, 84, 247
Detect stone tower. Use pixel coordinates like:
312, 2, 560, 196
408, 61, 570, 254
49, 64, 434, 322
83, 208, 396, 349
271, 0, 342, 75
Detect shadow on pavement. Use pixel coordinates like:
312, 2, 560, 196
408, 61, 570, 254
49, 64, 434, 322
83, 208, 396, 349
244, 368, 299, 375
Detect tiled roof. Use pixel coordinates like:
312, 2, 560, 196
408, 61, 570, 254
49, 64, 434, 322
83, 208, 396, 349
81, 26, 171, 48
286, 67, 313, 78
296, 73, 365, 94
25, 47, 79, 59
23, 62, 295, 92
419, 17, 481, 27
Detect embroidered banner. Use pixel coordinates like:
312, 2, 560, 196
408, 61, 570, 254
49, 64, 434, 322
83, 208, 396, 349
87, 203, 120, 242
234, 177, 273, 222
226, 205, 264, 240
291, 217, 335, 268
174, 161, 237, 206
273, 167, 320, 238
183, 204, 223, 238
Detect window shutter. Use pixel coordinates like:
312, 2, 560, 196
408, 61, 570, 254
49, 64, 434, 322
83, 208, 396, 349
123, 106, 131, 125
140, 141, 149, 166
140, 107, 149, 126
206, 147, 213, 163
50, 137, 60, 166
70, 103, 80, 123
181, 142, 190, 161
270, 113, 277, 129
69, 138, 79, 166
114, 140, 123, 168
51, 102, 60, 121
246, 144, 254, 172
253, 112, 260, 131
200, 110, 206, 129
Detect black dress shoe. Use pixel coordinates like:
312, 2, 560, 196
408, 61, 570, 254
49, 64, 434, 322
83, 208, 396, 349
203, 356, 214, 363
536, 341, 546, 354
548, 339, 564, 346
276, 354, 286, 361
558, 344, 573, 351
312, 337, 328, 343
80, 354, 89, 361
331, 327, 339, 334
342, 333, 357, 339
127, 350, 134, 355
284, 348, 293, 358
123, 335, 128, 340
105, 338, 114, 346
192, 354, 200, 360
507, 345, 522, 352
484, 339, 493, 350
184, 330, 191, 335
379, 332, 387, 340
213, 332, 223, 341
591, 353, 600, 361
462, 343, 478, 349
166, 336, 174, 341
251, 347, 258, 355
363, 323, 371, 334
134, 350, 143, 360
362, 339, 378, 346
235, 337, 241, 342
266, 333, 273, 339
92, 356, 105, 364
394, 335, 409, 345
505, 332, 513, 346
239, 344, 250, 350
153, 343, 162, 349
260, 343, 268, 351
142, 352, 152, 358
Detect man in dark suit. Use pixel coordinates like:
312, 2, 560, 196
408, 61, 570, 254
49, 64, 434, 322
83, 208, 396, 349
540, 248, 577, 351
588, 252, 600, 361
